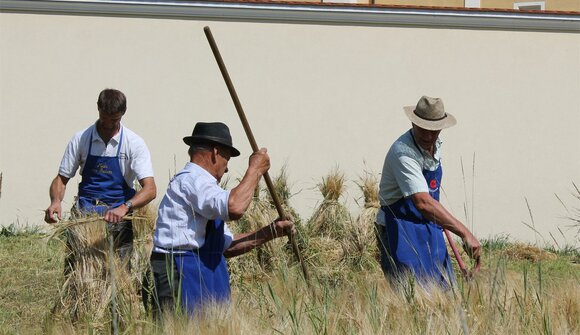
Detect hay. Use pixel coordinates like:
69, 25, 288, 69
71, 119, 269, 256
229, 167, 302, 277
228, 192, 279, 278
503, 243, 558, 262
344, 173, 381, 269
49, 207, 156, 330
308, 168, 351, 239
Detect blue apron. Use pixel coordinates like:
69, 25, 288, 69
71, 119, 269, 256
77, 129, 135, 214
379, 132, 453, 286
174, 219, 230, 315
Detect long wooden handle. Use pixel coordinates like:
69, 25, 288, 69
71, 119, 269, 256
203, 26, 311, 286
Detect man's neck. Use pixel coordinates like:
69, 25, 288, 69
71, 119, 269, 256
96, 123, 120, 145
411, 128, 436, 157
191, 154, 218, 180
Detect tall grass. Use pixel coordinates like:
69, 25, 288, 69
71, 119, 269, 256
19, 171, 578, 334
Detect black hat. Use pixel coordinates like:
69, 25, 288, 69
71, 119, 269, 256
183, 122, 241, 157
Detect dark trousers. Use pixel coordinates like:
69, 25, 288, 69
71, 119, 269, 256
142, 252, 180, 318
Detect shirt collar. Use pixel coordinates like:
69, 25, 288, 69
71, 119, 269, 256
91, 122, 123, 144
185, 162, 219, 184
409, 129, 442, 162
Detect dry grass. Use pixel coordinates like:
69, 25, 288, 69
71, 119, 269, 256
308, 168, 351, 239
46, 206, 156, 332
229, 167, 301, 278
3, 173, 579, 334
503, 243, 558, 262
346, 172, 381, 269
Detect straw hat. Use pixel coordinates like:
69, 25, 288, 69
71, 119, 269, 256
183, 122, 241, 157
403, 96, 456, 130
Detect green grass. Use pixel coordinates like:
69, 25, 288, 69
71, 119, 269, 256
0, 233, 63, 334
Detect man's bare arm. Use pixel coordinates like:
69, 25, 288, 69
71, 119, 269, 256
104, 176, 156, 223
224, 219, 294, 258
410, 192, 481, 259
45, 174, 70, 223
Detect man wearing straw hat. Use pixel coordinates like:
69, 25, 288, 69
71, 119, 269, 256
145, 121, 293, 316
376, 96, 481, 286
44, 88, 157, 258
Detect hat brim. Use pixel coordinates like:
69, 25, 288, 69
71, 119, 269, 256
403, 106, 457, 131
183, 136, 241, 157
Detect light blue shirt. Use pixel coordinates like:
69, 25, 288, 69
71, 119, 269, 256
376, 130, 442, 225
153, 162, 234, 253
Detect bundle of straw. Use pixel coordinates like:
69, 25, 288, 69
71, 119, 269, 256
49, 210, 153, 331
230, 167, 302, 277
228, 187, 279, 278
345, 173, 381, 269
308, 168, 351, 240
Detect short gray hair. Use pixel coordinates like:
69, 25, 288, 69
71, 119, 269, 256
188, 144, 214, 156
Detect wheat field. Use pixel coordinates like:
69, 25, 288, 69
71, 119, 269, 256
0, 171, 578, 334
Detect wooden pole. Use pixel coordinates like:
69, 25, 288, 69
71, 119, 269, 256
203, 26, 312, 287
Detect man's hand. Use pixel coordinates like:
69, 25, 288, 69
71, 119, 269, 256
44, 203, 62, 224
248, 148, 270, 176
104, 205, 129, 224
271, 219, 295, 238
462, 232, 482, 260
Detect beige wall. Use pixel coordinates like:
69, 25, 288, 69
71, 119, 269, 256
374, 0, 464, 6
372, 0, 580, 11
483, 0, 580, 11
1, 12, 579, 245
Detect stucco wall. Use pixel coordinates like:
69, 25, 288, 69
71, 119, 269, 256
1, 11, 579, 245
482, 0, 580, 11
374, 0, 464, 7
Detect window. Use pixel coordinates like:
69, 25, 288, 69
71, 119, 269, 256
464, 0, 481, 8
513, 1, 545, 10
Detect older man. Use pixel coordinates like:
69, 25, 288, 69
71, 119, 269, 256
45, 88, 156, 258
376, 96, 481, 286
146, 122, 293, 316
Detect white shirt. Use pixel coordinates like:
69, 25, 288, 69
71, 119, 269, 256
376, 130, 442, 225
58, 122, 154, 186
153, 162, 234, 253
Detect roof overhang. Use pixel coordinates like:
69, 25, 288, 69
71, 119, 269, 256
1, 0, 579, 32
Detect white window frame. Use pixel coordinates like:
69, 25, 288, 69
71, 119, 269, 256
513, 2, 545, 10
465, 0, 481, 8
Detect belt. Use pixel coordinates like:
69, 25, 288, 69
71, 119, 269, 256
150, 248, 198, 260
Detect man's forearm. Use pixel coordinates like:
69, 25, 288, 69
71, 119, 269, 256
411, 193, 470, 238
49, 175, 68, 204
128, 177, 156, 209
224, 223, 278, 258
228, 167, 261, 219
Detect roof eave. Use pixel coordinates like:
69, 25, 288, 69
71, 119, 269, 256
1, 0, 579, 32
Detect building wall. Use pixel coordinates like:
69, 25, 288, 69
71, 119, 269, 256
371, 0, 579, 11
482, 0, 580, 11
1, 11, 579, 245
374, 0, 465, 7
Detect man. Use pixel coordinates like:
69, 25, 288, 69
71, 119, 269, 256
146, 121, 294, 316
376, 96, 481, 286
44, 88, 156, 257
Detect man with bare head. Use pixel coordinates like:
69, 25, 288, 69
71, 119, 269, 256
44, 88, 156, 258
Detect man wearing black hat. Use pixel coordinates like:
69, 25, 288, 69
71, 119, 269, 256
376, 96, 481, 286
145, 122, 293, 316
